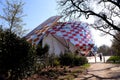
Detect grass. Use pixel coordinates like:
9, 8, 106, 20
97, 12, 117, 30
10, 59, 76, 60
72, 63, 90, 74
82, 63, 90, 68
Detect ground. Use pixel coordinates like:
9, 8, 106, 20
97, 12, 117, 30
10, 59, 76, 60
74, 56, 120, 80
23, 56, 120, 80
74, 63, 120, 80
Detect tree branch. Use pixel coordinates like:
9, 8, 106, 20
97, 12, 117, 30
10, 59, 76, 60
107, 0, 120, 9
95, 27, 120, 42
70, 0, 120, 31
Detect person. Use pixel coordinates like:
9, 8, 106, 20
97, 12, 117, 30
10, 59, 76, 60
99, 53, 102, 61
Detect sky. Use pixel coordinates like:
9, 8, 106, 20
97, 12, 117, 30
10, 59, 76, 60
23, 0, 58, 31
24, 0, 112, 47
1, 0, 113, 47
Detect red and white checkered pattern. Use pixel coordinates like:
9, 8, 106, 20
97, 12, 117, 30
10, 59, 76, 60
26, 16, 62, 45
47, 22, 94, 52
26, 19, 94, 53
26, 26, 49, 45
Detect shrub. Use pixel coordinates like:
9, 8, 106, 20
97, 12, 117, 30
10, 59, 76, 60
53, 58, 60, 67
48, 53, 60, 67
36, 44, 49, 57
0, 29, 36, 80
36, 44, 49, 69
59, 52, 88, 66
74, 56, 88, 66
59, 52, 74, 66
107, 56, 120, 63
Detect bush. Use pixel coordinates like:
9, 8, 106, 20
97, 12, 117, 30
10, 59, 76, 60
59, 53, 74, 66
74, 56, 88, 66
0, 29, 36, 80
36, 44, 49, 57
53, 59, 60, 67
59, 52, 88, 66
36, 44, 49, 69
107, 56, 120, 63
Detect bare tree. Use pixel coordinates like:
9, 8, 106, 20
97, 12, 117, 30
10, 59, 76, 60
0, 0, 26, 37
57, 0, 120, 41
111, 31, 120, 55
98, 45, 111, 56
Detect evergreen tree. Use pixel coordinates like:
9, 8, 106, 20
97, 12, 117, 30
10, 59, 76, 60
0, 28, 36, 80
